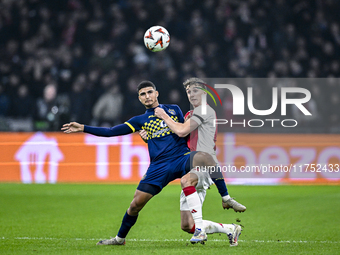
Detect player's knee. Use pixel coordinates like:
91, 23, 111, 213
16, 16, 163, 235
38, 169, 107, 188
195, 151, 214, 166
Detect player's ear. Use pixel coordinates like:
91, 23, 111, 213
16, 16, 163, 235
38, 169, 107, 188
138, 94, 143, 102
155, 90, 159, 98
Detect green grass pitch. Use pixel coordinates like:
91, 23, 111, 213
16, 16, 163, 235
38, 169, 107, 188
1, 184, 339, 254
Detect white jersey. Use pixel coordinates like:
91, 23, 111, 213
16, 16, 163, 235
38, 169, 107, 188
180, 104, 218, 211
188, 104, 218, 164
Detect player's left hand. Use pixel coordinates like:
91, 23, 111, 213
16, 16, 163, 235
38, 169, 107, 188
154, 107, 167, 119
139, 129, 148, 143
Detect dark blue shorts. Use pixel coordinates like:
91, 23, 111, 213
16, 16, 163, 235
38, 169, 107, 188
138, 151, 198, 193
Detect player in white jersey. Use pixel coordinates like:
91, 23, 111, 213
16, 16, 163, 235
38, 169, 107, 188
153, 77, 245, 245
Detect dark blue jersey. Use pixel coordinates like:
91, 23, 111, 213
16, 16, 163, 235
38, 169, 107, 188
84, 104, 190, 163
83, 103, 193, 190
125, 104, 190, 162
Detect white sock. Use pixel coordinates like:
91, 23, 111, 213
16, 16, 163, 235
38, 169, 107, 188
222, 195, 231, 202
203, 220, 234, 234
185, 191, 203, 230
115, 236, 125, 243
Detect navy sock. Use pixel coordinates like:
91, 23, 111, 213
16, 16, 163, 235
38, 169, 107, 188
209, 166, 229, 197
213, 178, 229, 197
117, 211, 138, 238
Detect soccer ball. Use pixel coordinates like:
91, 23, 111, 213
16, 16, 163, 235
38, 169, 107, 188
144, 26, 170, 52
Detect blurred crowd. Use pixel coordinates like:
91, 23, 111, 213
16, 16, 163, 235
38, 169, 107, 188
0, 0, 339, 132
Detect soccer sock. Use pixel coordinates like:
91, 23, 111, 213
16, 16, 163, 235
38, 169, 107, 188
115, 235, 125, 243
117, 211, 138, 239
222, 194, 231, 202
182, 186, 203, 230
210, 165, 229, 197
203, 220, 234, 234
213, 178, 229, 197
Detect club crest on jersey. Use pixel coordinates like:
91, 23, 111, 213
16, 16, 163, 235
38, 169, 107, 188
168, 109, 176, 115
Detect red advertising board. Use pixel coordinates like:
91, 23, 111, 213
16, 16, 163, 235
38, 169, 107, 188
0, 132, 339, 184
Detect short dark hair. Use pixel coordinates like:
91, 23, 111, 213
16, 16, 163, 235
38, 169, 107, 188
137, 81, 157, 93
183, 77, 206, 90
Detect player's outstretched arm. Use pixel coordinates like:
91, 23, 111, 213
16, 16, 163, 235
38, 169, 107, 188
62, 122, 136, 137
62, 122, 84, 133
155, 107, 198, 137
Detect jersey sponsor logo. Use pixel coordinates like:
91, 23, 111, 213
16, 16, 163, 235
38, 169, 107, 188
168, 109, 176, 115
160, 120, 167, 128
143, 116, 178, 139
152, 127, 170, 137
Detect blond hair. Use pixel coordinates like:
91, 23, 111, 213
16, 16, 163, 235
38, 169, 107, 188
183, 77, 206, 89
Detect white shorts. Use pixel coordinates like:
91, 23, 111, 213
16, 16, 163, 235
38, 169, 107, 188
180, 168, 215, 211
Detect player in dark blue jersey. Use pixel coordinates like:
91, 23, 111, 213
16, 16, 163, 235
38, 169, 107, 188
62, 81, 218, 245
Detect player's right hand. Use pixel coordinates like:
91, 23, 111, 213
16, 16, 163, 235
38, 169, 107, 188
61, 122, 84, 133
154, 107, 167, 119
